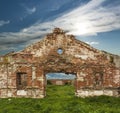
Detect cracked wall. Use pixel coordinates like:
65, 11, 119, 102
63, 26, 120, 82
0, 28, 120, 98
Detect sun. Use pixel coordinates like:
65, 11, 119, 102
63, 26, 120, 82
69, 21, 92, 36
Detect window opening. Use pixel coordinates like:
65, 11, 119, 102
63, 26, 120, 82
16, 72, 27, 90
94, 72, 103, 89
57, 48, 63, 54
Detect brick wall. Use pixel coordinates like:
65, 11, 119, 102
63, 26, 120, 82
0, 28, 120, 98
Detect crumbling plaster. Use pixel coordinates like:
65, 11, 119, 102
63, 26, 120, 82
0, 28, 120, 98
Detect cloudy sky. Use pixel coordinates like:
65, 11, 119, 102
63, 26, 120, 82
0, 0, 120, 55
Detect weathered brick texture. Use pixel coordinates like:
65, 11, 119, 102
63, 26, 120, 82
0, 28, 120, 98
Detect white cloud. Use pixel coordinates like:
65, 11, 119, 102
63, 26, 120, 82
0, 45, 15, 51
0, 0, 120, 53
86, 41, 99, 45
0, 20, 10, 27
20, 5, 36, 20
52, 0, 120, 36
18, 0, 120, 36
26, 7, 36, 14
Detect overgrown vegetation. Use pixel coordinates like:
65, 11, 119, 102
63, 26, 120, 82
0, 85, 120, 113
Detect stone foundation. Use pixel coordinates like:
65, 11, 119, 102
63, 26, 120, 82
76, 89, 120, 97
0, 88, 45, 98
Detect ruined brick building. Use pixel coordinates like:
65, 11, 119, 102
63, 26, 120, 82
0, 28, 120, 98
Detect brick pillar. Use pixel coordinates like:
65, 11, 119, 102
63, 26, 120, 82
0, 64, 8, 98
75, 71, 87, 97
31, 66, 45, 98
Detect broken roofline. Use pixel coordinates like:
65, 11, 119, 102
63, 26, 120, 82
0, 28, 120, 98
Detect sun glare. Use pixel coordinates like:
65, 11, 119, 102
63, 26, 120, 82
69, 21, 92, 35
76, 22, 92, 35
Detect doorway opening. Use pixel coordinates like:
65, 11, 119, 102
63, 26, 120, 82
45, 73, 76, 98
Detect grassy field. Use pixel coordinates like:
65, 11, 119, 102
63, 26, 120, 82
0, 85, 120, 113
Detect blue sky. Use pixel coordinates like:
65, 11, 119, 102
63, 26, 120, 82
46, 73, 76, 80
0, 0, 120, 55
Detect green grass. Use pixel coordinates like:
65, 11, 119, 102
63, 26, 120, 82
0, 85, 120, 113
